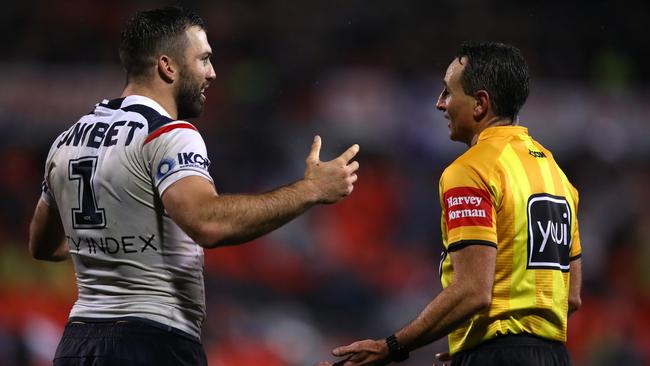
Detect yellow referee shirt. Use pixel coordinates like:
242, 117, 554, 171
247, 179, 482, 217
438, 126, 581, 355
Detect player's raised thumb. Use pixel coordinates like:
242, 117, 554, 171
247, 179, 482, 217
307, 135, 322, 162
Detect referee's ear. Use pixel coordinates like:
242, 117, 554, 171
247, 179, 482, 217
473, 89, 490, 121
157, 54, 178, 84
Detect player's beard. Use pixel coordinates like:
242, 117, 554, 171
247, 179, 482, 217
175, 66, 204, 120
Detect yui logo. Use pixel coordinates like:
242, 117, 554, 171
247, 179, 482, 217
527, 194, 572, 272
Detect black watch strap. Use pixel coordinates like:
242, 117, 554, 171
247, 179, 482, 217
386, 334, 409, 362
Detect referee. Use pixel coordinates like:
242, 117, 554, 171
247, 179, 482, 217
322, 42, 582, 366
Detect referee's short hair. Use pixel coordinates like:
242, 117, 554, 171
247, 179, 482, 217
455, 41, 530, 121
119, 6, 205, 81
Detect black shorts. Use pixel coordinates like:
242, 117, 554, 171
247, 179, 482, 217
53, 319, 207, 366
451, 333, 571, 366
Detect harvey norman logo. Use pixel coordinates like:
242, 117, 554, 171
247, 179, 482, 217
443, 187, 492, 229
527, 194, 572, 272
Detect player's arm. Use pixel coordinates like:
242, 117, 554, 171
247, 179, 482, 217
28, 198, 68, 261
162, 136, 359, 248
331, 244, 496, 365
568, 258, 582, 316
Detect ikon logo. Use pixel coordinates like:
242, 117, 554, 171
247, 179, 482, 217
527, 194, 572, 272
177, 152, 210, 169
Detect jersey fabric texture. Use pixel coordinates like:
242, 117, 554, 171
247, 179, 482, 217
41, 95, 214, 340
438, 126, 581, 355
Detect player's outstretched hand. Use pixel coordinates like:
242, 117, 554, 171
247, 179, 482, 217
304, 135, 359, 204
316, 339, 389, 366
433, 351, 451, 366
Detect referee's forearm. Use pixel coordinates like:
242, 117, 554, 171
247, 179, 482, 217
568, 259, 582, 316
396, 280, 489, 352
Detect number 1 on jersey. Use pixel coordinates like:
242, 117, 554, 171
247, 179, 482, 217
69, 157, 106, 229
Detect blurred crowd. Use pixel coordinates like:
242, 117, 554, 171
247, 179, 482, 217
1, 1, 649, 365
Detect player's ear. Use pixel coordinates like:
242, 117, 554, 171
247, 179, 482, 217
157, 54, 177, 84
473, 90, 490, 121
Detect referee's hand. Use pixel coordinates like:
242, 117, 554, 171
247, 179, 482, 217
433, 351, 451, 366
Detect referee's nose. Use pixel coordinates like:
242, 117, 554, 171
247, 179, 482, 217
436, 91, 446, 111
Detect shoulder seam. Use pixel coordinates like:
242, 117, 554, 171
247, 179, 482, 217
143, 122, 198, 146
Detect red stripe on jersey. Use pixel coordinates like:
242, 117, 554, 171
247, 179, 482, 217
143, 122, 197, 145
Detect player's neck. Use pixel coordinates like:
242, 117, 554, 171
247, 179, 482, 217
469, 116, 515, 147
121, 82, 179, 119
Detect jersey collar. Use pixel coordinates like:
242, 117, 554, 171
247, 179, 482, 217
477, 126, 529, 143
120, 95, 173, 118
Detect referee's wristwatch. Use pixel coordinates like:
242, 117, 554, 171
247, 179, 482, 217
385, 334, 409, 362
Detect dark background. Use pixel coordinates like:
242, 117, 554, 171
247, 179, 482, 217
0, 1, 648, 365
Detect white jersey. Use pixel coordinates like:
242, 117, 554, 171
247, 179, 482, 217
41, 95, 213, 340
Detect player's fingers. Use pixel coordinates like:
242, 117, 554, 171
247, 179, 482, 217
347, 160, 359, 173
337, 144, 360, 163
307, 135, 322, 163
350, 173, 358, 184
332, 344, 355, 357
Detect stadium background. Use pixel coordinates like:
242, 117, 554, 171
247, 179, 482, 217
1, 1, 649, 365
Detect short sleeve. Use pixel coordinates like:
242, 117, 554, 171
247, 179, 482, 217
40, 131, 66, 207
41, 179, 56, 207
439, 163, 497, 252
144, 121, 214, 195
569, 186, 581, 260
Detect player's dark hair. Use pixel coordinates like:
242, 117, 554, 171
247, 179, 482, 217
456, 41, 530, 121
119, 6, 205, 80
